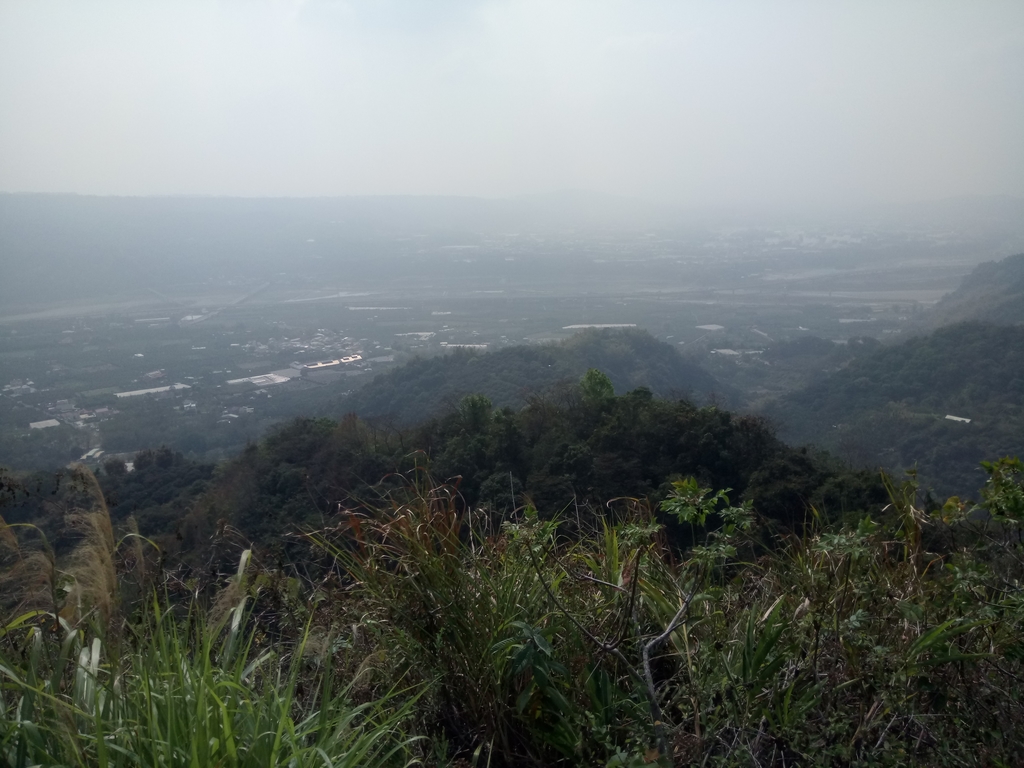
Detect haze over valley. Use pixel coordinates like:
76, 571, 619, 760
3, 3, 1024, 765
2, 191, 1022, 496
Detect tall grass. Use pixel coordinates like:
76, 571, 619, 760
0, 468, 419, 768
307, 470, 1024, 765
1, 597, 418, 767
4, 462, 1024, 766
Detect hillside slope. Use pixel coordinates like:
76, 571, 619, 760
338, 328, 727, 423
927, 252, 1024, 326
767, 322, 1024, 497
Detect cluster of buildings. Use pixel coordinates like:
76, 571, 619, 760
224, 355, 365, 388
29, 398, 117, 429
115, 383, 192, 398
3, 379, 37, 396
244, 330, 363, 360
217, 405, 255, 424
300, 354, 363, 372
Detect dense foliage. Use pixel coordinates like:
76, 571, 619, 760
3, 457, 1024, 766
0, 422, 91, 476
101, 448, 215, 534
338, 328, 727, 424
768, 322, 1024, 498
161, 375, 883, 567
0, 450, 215, 558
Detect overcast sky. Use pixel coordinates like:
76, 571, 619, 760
1, 1, 1022, 209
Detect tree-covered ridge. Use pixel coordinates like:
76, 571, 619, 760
337, 328, 727, 424
767, 322, 1024, 497
158, 375, 883, 567
928, 251, 1024, 326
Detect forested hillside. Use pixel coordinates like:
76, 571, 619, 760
927, 251, 1024, 326
767, 322, 1024, 497
337, 328, 727, 424
117, 372, 877, 569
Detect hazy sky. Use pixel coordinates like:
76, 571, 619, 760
1, 1, 1022, 208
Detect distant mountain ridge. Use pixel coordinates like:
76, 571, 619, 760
5, 193, 1023, 311
339, 328, 727, 424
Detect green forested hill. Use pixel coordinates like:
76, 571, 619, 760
163, 377, 883, 567
928, 252, 1024, 326
337, 328, 727, 424
767, 322, 1024, 497
2, 376, 881, 566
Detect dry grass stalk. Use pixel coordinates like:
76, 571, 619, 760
62, 466, 118, 629
122, 516, 147, 591
0, 515, 59, 621
208, 547, 252, 628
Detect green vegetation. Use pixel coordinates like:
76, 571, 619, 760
703, 334, 879, 410
3, 357, 1022, 765
768, 322, 1024, 498
0, 422, 91, 477
4, 454, 1024, 766
0, 327, 724, 472
927, 252, 1024, 327
0, 450, 215, 559
0, 472, 419, 767
155, 380, 882, 567
338, 328, 727, 424
101, 448, 215, 534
